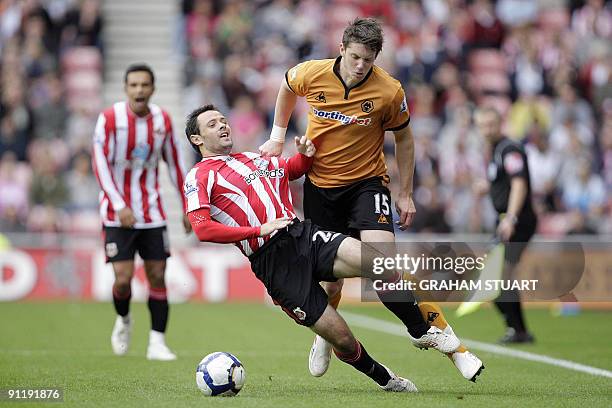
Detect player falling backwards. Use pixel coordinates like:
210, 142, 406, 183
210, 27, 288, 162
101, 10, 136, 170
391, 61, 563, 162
259, 17, 483, 380
183, 105, 477, 392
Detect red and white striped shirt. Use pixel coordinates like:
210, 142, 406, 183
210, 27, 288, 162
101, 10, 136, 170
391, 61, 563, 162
92, 102, 188, 228
185, 152, 312, 256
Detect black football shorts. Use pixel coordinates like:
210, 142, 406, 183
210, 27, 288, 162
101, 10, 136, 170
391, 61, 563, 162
103, 226, 170, 263
248, 219, 348, 327
303, 176, 395, 236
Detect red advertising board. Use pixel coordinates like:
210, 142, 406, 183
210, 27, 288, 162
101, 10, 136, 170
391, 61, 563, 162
0, 245, 267, 302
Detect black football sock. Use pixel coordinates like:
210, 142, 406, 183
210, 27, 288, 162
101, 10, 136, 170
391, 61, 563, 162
495, 289, 527, 333
112, 284, 131, 317
376, 289, 430, 338
333, 340, 392, 386
148, 287, 169, 332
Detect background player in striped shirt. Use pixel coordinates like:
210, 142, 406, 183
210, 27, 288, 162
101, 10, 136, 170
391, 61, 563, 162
183, 104, 426, 392
259, 17, 483, 381
92, 64, 191, 361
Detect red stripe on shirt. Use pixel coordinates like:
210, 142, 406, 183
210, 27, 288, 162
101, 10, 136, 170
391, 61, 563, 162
140, 115, 154, 223
101, 108, 117, 220
124, 108, 136, 210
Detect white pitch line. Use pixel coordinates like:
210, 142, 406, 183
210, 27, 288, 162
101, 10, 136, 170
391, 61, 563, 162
341, 311, 612, 379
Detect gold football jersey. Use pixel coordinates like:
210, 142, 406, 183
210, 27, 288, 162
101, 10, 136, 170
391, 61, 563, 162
286, 57, 410, 188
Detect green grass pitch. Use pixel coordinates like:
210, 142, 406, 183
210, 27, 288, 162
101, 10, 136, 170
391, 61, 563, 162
1, 302, 611, 407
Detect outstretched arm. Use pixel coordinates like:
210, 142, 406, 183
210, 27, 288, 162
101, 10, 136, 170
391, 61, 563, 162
259, 79, 297, 156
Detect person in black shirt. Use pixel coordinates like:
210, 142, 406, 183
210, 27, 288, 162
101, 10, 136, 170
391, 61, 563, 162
474, 107, 536, 344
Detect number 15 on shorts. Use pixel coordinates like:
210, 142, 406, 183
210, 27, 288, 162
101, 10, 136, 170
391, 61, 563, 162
374, 193, 390, 215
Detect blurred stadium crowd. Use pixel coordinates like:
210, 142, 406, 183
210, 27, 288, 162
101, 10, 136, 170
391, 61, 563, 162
0, 0, 102, 233
0, 0, 610, 236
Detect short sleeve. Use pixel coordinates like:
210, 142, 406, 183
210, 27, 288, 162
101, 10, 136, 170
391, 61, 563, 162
383, 87, 411, 131
502, 147, 528, 179
285, 61, 310, 97
184, 166, 212, 213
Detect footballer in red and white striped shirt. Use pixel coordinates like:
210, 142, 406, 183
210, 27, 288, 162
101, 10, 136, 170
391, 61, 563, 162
184, 107, 315, 256
92, 85, 188, 229
92, 64, 192, 361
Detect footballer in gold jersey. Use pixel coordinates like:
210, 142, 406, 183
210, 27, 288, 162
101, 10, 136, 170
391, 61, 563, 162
260, 17, 484, 383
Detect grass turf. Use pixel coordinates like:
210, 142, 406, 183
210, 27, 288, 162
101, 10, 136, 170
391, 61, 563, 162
0, 302, 610, 407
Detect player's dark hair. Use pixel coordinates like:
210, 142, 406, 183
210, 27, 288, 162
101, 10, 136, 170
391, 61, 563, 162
124, 63, 155, 85
185, 104, 219, 153
342, 17, 384, 56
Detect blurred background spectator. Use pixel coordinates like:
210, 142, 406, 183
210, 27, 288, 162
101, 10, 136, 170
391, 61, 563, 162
178, 0, 610, 235
1, 0, 609, 236
0, 0, 103, 233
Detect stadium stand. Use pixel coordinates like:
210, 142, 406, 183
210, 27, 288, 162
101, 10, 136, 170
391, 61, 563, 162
0, 0, 610, 236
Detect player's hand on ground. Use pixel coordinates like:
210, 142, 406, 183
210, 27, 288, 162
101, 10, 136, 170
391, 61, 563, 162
259, 139, 283, 157
395, 193, 416, 231
259, 217, 293, 236
182, 214, 193, 234
118, 207, 136, 228
295, 136, 315, 157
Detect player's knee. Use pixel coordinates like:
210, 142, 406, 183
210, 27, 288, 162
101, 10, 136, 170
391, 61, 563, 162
323, 280, 344, 298
145, 262, 166, 287
147, 273, 166, 288
333, 331, 357, 355
113, 279, 131, 294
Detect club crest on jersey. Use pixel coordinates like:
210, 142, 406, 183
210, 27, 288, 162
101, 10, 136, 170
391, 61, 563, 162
315, 91, 326, 103
244, 168, 285, 185
361, 99, 374, 113
253, 157, 269, 170
312, 108, 372, 126
132, 144, 150, 161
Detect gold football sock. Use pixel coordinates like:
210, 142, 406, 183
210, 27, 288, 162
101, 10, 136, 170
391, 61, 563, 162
417, 301, 449, 329
419, 302, 469, 355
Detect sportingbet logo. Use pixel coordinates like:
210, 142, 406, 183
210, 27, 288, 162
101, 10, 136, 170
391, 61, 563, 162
244, 168, 285, 185
312, 108, 372, 126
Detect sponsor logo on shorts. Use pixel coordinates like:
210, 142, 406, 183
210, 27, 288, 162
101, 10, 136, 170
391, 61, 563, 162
312, 231, 341, 243
312, 108, 371, 126
106, 242, 118, 258
377, 214, 389, 224
293, 307, 307, 321
244, 168, 285, 185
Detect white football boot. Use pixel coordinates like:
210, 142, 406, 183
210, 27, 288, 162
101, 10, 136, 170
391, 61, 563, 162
379, 365, 418, 393
407, 326, 461, 353
308, 335, 332, 377
111, 315, 132, 356
146, 330, 177, 361
444, 325, 484, 382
